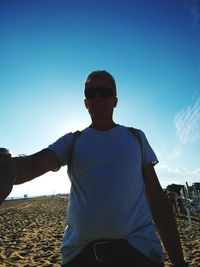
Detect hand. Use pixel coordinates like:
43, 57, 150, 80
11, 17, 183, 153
0, 148, 17, 204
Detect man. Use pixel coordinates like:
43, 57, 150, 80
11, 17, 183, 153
0, 70, 188, 266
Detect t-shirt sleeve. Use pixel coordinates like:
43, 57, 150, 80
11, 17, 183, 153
138, 130, 158, 167
47, 132, 74, 166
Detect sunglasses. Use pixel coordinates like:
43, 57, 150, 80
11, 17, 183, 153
84, 86, 115, 99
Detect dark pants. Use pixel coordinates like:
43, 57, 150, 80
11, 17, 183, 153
61, 239, 164, 267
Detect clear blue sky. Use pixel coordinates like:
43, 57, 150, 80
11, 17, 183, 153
1, 0, 200, 197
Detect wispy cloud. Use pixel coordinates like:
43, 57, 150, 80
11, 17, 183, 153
157, 163, 200, 176
184, 0, 200, 30
173, 96, 200, 145
156, 163, 200, 187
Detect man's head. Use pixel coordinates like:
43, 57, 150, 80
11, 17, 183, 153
84, 70, 118, 125
84, 70, 117, 97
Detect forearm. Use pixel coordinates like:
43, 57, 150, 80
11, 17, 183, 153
13, 149, 60, 185
149, 192, 184, 265
13, 155, 45, 184
1, 148, 59, 203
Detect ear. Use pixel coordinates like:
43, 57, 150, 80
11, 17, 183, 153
113, 97, 118, 107
84, 99, 89, 109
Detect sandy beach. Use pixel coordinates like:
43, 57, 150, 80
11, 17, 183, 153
0, 196, 199, 266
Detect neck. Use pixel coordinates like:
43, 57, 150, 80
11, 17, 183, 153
89, 121, 117, 131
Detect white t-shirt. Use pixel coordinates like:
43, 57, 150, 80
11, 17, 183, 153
48, 125, 163, 264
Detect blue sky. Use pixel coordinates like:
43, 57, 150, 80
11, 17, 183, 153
1, 0, 200, 197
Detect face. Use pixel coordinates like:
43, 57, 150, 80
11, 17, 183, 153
84, 76, 118, 122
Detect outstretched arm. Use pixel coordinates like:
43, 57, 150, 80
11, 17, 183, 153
13, 149, 60, 184
0, 148, 60, 203
143, 164, 186, 267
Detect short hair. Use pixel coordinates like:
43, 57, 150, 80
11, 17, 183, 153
85, 70, 117, 96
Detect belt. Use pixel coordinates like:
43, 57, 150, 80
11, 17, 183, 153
88, 239, 126, 262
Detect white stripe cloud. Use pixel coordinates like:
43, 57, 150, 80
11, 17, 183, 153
173, 96, 200, 144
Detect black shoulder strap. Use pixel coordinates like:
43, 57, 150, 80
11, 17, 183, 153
67, 130, 82, 169
68, 127, 143, 169
128, 127, 142, 148
128, 127, 143, 162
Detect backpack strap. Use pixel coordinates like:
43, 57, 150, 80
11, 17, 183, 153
67, 130, 82, 170
128, 127, 143, 163
67, 127, 143, 170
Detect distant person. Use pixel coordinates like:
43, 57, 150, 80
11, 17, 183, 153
176, 196, 187, 215
0, 70, 189, 266
166, 190, 179, 215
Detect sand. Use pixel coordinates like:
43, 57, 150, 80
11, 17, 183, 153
0, 196, 199, 267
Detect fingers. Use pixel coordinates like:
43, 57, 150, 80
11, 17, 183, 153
0, 148, 12, 156
0, 150, 16, 203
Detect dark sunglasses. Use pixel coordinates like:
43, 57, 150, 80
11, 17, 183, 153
84, 86, 115, 99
